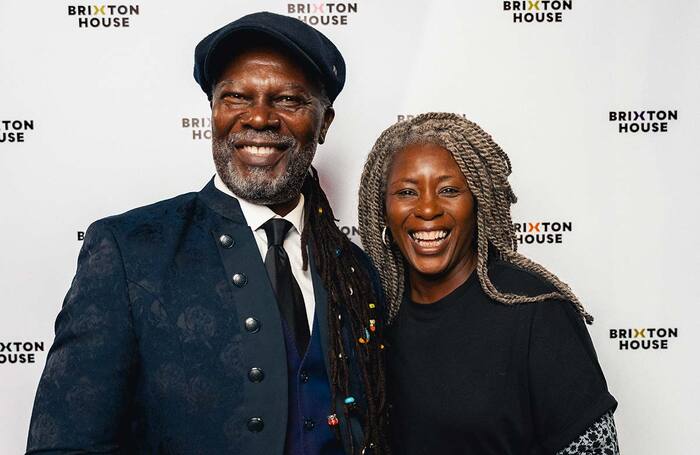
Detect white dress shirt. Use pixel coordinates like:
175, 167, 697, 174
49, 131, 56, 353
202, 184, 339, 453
214, 174, 316, 333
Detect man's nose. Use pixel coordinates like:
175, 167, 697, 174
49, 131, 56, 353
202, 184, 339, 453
241, 104, 281, 130
414, 194, 443, 220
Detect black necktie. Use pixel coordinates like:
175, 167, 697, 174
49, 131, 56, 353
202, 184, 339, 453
262, 218, 310, 352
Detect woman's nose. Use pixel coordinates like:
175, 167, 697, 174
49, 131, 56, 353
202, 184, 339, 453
414, 194, 443, 220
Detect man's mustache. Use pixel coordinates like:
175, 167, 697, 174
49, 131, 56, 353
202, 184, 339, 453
223, 130, 296, 149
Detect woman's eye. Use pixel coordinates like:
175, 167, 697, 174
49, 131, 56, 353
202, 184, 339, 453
397, 189, 416, 197
440, 187, 460, 195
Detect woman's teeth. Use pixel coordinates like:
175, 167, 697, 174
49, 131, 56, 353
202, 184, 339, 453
410, 230, 449, 247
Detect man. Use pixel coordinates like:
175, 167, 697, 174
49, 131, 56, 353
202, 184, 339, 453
26, 12, 385, 454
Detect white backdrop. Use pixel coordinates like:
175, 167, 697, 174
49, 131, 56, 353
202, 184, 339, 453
1, 1, 699, 453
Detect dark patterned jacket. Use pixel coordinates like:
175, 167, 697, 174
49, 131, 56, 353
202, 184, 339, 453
26, 178, 374, 454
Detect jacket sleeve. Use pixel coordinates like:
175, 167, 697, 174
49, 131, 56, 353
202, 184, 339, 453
26, 220, 138, 454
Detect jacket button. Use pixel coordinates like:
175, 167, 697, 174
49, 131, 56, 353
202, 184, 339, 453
361, 443, 376, 454
300, 370, 309, 383
248, 367, 265, 383
303, 418, 315, 431
232, 273, 247, 287
219, 234, 234, 248
244, 317, 260, 333
247, 417, 264, 432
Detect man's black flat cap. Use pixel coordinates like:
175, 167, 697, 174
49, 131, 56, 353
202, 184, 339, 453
194, 11, 346, 103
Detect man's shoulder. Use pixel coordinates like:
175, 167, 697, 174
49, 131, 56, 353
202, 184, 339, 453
347, 241, 385, 304
348, 241, 372, 271
88, 190, 203, 241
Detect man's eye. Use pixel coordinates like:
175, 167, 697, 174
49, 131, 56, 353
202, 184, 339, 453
276, 96, 303, 106
223, 92, 245, 101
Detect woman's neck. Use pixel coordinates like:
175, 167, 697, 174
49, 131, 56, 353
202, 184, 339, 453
409, 252, 478, 304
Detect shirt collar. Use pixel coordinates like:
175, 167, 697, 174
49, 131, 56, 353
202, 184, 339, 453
214, 173, 305, 234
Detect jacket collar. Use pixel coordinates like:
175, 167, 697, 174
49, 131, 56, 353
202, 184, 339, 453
197, 176, 247, 224
200, 176, 307, 233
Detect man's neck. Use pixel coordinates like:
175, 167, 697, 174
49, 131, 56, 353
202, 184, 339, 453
213, 174, 305, 229
268, 194, 301, 217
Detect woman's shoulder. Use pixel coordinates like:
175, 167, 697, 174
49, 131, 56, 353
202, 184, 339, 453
486, 259, 592, 336
487, 258, 558, 298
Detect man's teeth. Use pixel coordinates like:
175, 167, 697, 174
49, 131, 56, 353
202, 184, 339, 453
241, 145, 277, 156
411, 230, 448, 241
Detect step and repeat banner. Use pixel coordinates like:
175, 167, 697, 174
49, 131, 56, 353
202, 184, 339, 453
1, 0, 698, 453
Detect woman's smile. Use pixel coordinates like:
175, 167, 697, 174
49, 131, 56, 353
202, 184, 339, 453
408, 228, 451, 253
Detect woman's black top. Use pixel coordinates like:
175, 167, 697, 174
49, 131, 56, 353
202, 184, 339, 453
387, 260, 617, 455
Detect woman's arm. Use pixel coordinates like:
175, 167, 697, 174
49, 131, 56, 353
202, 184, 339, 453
556, 411, 619, 455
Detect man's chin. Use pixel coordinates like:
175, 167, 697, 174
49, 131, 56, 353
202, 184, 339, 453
213, 139, 315, 206
219, 168, 301, 206
238, 187, 297, 206
236, 164, 283, 181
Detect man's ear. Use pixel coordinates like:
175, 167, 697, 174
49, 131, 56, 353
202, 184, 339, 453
318, 106, 335, 144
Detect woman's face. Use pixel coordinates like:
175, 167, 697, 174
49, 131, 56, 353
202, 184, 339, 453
385, 143, 476, 279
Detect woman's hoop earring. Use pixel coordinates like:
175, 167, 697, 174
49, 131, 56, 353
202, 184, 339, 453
382, 226, 391, 247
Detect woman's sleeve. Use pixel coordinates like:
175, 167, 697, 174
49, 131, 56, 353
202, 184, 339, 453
556, 410, 619, 455
527, 299, 618, 453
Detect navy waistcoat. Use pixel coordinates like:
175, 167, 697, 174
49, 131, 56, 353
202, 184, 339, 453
282, 312, 344, 455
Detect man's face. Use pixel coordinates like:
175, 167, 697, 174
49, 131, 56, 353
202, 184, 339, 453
211, 45, 334, 206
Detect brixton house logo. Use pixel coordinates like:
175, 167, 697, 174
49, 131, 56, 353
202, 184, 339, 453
67, 4, 140, 28
286, 2, 359, 26
340, 225, 359, 239
514, 221, 572, 245
609, 327, 678, 350
0, 341, 45, 365
609, 109, 678, 133
502, 1, 573, 23
182, 116, 212, 141
0, 120, 34, 143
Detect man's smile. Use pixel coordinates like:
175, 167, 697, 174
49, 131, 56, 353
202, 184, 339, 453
234, 143, 289, 167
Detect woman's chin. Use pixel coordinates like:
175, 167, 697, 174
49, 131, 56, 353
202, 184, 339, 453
407, 259, 451, 279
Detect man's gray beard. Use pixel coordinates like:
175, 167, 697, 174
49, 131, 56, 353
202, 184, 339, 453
212, 134, 316, 205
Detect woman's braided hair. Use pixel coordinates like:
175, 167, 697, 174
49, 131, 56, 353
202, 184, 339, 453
358, 112, 592, 325
300, 167, 388, 453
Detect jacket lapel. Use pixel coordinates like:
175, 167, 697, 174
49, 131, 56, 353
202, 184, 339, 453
198, 177, 288, 454
197, 177, 247, 225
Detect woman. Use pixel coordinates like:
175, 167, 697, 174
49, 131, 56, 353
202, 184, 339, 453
358, 113, 619, 454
